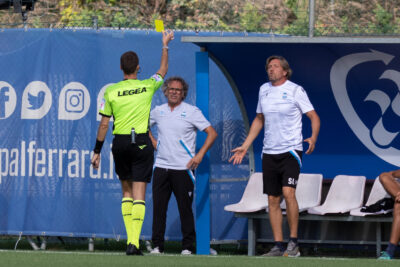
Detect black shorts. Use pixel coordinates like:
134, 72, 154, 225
112, 134, 154, 182
262, 150, 302, 196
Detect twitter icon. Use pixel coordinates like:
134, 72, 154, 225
28, 91, 45, 110
21, 81, 52, 119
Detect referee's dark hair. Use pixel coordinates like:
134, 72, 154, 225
120, 51, 139, 75
266, 55, 293, 80
162, 76, 189, 100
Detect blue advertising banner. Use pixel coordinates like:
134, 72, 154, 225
0, 29, 202, 239
0, 29, 249, 242
2, 29, 400, 242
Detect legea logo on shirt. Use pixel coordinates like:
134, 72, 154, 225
0, 82, 17, 119
21, 81, 52, 119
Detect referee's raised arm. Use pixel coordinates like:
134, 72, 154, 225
157, 30, 174, 78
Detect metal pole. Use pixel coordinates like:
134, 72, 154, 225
308, 0, 315, 37
92, 16, 98, 30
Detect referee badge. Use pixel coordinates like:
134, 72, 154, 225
99, 98, 105, 110
152, 73, 163, 82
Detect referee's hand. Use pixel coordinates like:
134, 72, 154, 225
162, 29, 174, 46
91, 153, 100, 169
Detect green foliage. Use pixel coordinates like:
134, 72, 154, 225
239, 3, 264, 32
285, 0, 297, 10
2, 0, 400, 35
283, 18, 308, 36
282, 0, 308, 36
373, 3, 393, 34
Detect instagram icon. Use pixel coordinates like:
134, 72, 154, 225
65, 89, 84, 113
58, 82, 90, 120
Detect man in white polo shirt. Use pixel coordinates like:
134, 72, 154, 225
230, 55, 320, 257
149, 76, 217, 255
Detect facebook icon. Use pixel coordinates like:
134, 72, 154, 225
0, 86, 9, 118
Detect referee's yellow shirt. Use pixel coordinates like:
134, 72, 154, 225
99, 74, 163, 134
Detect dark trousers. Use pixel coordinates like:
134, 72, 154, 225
152, 167, 195, 252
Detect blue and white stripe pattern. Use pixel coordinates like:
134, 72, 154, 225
289, 150, 302, 168
179, 139, 196, 183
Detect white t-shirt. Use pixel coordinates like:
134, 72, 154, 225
256, 80, 314, 154
150, 102, 211, 170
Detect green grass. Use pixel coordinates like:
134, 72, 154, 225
1, 236, 399, 266
0, 250, 399, 267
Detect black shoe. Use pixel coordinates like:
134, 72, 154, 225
126, 243, 143, 256
361, 197, 394, 213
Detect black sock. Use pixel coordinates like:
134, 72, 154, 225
386, 242, 397, 258
289, 237, 298, 244
275, 241, 285, 251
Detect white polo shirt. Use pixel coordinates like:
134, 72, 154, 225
150, 102, 211, 170
256, 80, 314, 154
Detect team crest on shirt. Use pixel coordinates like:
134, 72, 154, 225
159, 110, 165, 116
181, 111, 187, 118
282, 92, 288, 99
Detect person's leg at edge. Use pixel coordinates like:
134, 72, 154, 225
131, 181, 147, 249
283, 186, 299, 242
385, 202, 400, 258
121, 180, 134, 245
380, 172, 400, 198
379, 172, 400, 259
380, 171, 400, 259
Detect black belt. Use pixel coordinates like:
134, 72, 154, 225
115, 132, 149, 137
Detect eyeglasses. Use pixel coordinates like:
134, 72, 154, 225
167, 87, 183, 92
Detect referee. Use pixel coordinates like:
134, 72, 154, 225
91, 30, 174, 256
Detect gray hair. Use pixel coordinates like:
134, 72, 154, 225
162, 76, 189, 100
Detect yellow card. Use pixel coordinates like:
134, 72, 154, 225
155, 20, 164, 32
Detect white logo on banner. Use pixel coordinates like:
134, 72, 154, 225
58, 82, 90, 120
21, 81, 52, 119
0, 81, 17, 120
330, 49, 400, 167
96, 83, 114, 122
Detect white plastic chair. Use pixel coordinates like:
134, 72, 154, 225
308, 175, 366, 215
350, 177, 391, 216
280, 173, 323, 212
224, 172, 268, 213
